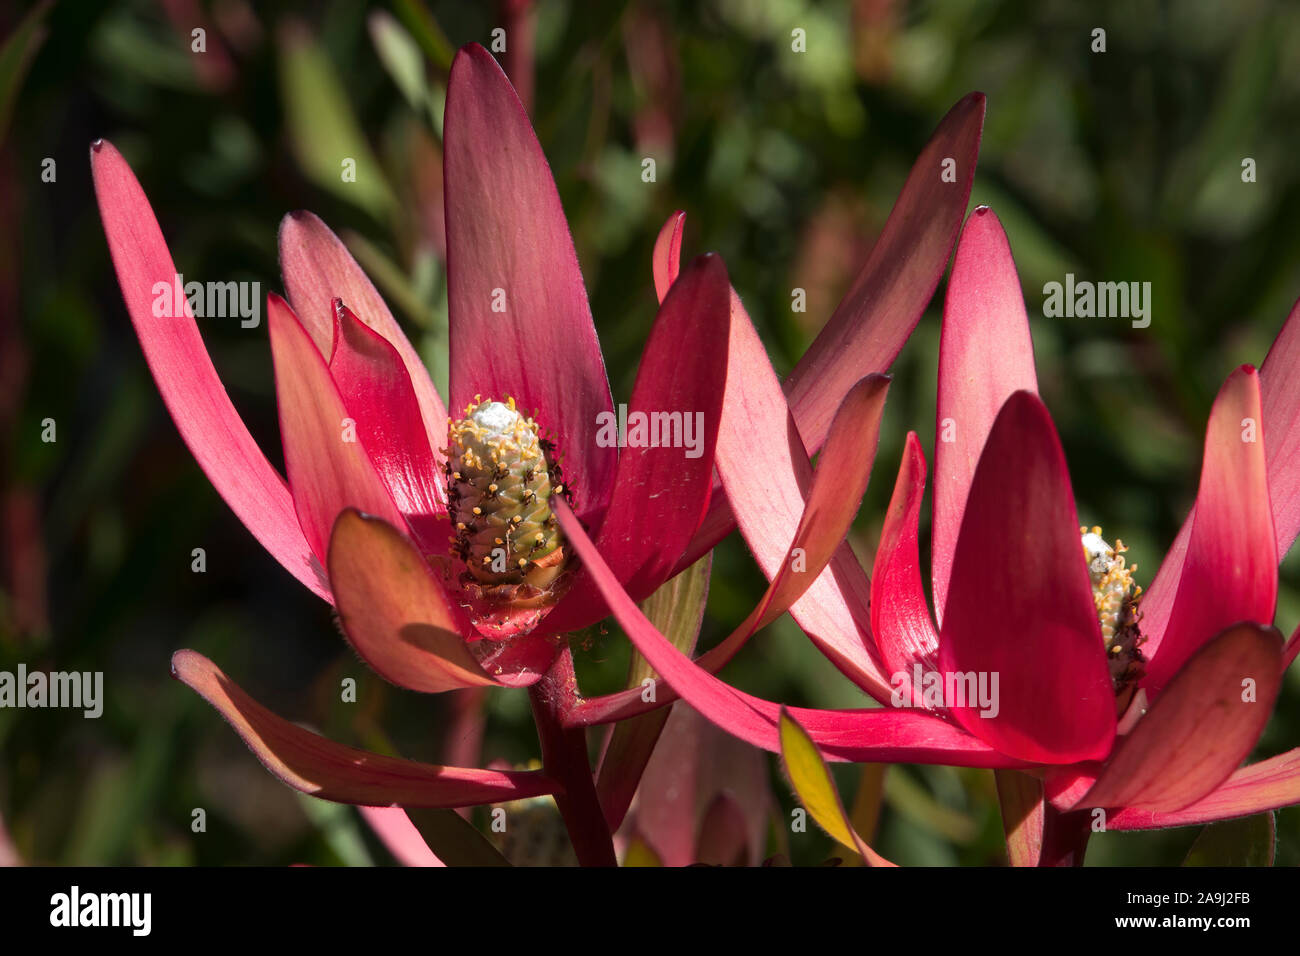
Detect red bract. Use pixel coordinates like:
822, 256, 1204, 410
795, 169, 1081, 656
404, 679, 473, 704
560, 205, 1300, 852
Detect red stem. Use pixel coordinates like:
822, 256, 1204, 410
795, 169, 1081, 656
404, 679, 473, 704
1040, 805, 1092, 867
529, 646, 617, 866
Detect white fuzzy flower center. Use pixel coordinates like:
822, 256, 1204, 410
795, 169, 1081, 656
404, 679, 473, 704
472, 400, 520, 436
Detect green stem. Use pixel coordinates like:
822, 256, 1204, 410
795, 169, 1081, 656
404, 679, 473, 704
529, 645, 617, 867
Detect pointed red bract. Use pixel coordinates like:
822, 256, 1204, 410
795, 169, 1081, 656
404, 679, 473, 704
1077, 623, 1283, 813
932, 207, 1039, 625
267, 294, 406, 563
938, 391, 1115, 764
727, 374, 890, 641
872, 433, 939, 687
1260, 297, 1300, 561
329, 302, 447, 551
1143, 366, 1277, 692
552, 253, 730, 628
1140, 302, 1300, 650
652, 210, 686, 302
171, 650, 558, 807
444, 44, 615, 520
279, 210, 448, 467
784, 92, 986, 454
90, 141, 328, 599
669, 90, 988, 574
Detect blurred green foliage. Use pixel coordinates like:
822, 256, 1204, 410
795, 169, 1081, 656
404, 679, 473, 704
2, 0, 1299, 866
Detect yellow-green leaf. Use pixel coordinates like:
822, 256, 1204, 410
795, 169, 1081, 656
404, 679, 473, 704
778, 708, 861, 854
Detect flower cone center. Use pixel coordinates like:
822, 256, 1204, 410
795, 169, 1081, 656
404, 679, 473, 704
1081, 526, 1146, 710
447, 397, 568, 605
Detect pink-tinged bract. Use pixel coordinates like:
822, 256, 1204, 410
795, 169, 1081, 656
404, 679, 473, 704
938, 391, 1115, 764
1141, 366, 1277, 692
443, 44, 615, 523
931, 206, 1039, 625
91, 141, 327, 599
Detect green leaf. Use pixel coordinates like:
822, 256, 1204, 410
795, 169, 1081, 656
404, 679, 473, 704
278, 21, 396, 221
1183, 812, 1275, 867
0, 0, 50, 143
884, 766, 978, 843
628, 553, 711, 687
368, 11, 432, 117
404, 808, 511, 867
297, 794, 374, 866
595, 554, 712, 830
391, 0, 456, 73
62, 721, 171, 865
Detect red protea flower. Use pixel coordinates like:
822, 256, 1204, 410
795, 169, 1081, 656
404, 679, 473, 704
557, 205, 1300, 863
92, 36, 990, 861
91, 45, 737, 859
